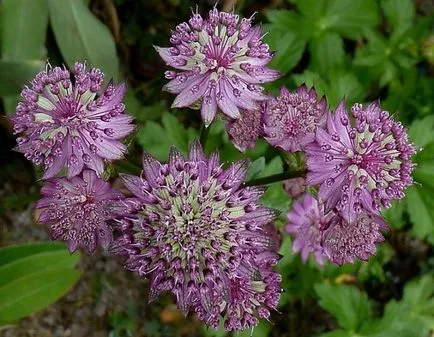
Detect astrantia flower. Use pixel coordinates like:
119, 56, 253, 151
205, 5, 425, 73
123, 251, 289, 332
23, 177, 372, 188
12, 62, 134, 179
263, 86, 327, 152
112, 141, 280, 330
285, 194, 329, 264
226, 103, 264, 152
36, 170, 124, 253
323, 213, 387, 265
155, 8, 279, 126
283, 177, 306, 198
305, 101, 415, 221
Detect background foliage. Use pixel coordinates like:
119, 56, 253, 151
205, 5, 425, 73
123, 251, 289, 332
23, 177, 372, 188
0, 0, 433, 336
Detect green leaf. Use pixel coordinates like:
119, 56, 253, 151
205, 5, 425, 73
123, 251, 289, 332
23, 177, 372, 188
162, 113, 189, 153
49, 0, 119, 79
0, 242, 65, 267
325, 0, 380, 39
402, 275, 434, 320
315, 283, 371, 332
293, 70, 328, 99
409, 116, 434, 148
0, 250, 80, 287
406, 185, 434, 242
382, 200, 406, 229
0, 267, 80, 322
294, 0, 327, 21
265, 30, 306, 73
238, 320, 271, 337
381, 0, 414, 33
246, 157, 266, 181
309, 32, 345, 77
319, 331, 351, 337
0, 0, 48, 60
0, 60, 43, 96
136, 113, 198, 161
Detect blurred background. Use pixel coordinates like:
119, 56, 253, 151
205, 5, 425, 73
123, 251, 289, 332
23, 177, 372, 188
0, 0, 433, 336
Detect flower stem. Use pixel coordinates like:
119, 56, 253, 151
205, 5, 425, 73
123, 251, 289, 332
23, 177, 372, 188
200, 124, 210, 148
245, 169, 307, 186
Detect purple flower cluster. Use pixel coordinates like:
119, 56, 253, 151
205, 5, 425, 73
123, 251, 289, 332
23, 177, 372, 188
264, 86, 327, 152
156, 7, 278, 126
286, 101, 415, 265
36, 170, 125, 253
12, 62, 134, 179
286, 194, 387, 265
111, 142, 281, 330
9, 5, 417, 331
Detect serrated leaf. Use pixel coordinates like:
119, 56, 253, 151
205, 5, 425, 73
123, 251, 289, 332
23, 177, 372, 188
409, 116, 434, 148
136, 113, 198, 161
49, 0, 119, 79
0, 250, 80, 287
406, 185, 434, 242
381, 0, 414, 33
325, 0, 380, 39
136, 121, 171, 161
162, 113, 190, 153
0, 242, 65, 267
246, 157, 265, 181
265, 30, 306, 73
315, 283, 371, 331
0, 60, 43, 96
381, 200, 406, 229
309, 32, 345, 77
0, 267, 80, 322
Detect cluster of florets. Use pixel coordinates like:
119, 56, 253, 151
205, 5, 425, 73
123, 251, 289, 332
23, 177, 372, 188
155, 7, 278, 127
10, 5, 416, 332
36, 170, 125, 253
12, 62, 134, 179
286, 101, 415, 265
111, 142, 281, 330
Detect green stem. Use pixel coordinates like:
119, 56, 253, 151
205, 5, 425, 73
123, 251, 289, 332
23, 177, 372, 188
245, 169, 307, 186
200, 124, 210, 148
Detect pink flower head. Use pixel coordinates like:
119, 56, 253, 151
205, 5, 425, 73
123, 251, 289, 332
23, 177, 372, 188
155, 8, 279, 126
225, 103, 264, 152
264, 86, 327, 152
111, 141, 280, 330
36, 170, 124, 253
323, 213, 387, 265
12, 62, 134, 179
305, 101, 415, 221
285, 194, 329, 265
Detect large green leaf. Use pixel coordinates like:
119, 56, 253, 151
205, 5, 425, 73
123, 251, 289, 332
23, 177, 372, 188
0, 250, 80, 287
381, 0, 414, 33
309, 32, 345, 77
0, 242, 65, 267
0, 267, 80, 322
136, 112, 199, 161
265, 30, 306, 73
49, 0, 119, 79
324, 0, 380, 39
406, 185, 434, 242
0, 60, 44, 96
315, 283, 371, 332
0, 0, 48, 60
409, 115, 434, 148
